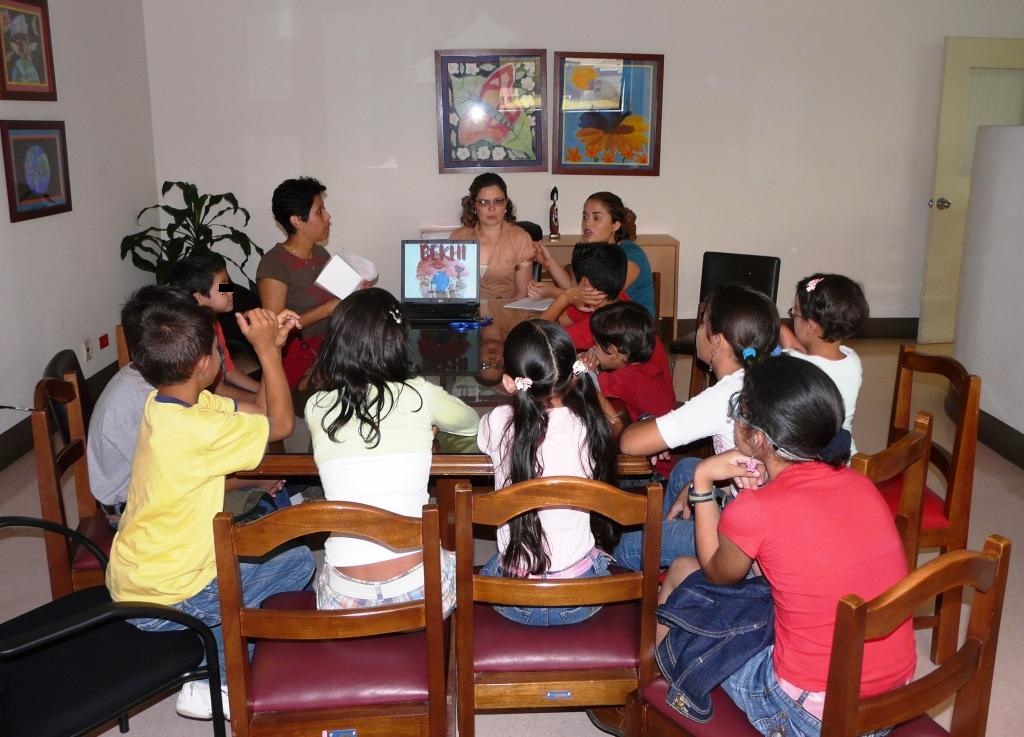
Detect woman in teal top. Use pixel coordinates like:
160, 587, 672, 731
531, 192, 655, 318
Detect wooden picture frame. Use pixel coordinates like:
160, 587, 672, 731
435, 49, 546, 173
552, 52, 664, 176
0, 0, 56, 100
1, 119, 71, 221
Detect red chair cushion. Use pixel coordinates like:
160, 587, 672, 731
473, 601, 639, 672
876, 476, 949, 532
641, 677, 948, 736
248, 591, 430, 713
71, 515, 115, 572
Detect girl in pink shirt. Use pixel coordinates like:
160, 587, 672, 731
477, 319, 620, 626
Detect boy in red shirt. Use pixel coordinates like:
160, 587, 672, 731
538, 243, 627, 351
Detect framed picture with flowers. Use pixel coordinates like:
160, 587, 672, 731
0, 0, 57, 100
552, 52, 663, 176
434, 49, 546, 173
1, 119, 72, 222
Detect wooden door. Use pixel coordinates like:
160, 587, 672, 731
918, 37, 1024, 343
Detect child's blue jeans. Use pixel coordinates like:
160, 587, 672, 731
480, 550, 610, 626
131, 545, 315, 683
613, 457, 700, 570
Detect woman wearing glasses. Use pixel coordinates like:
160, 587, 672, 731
451, 172, 534, 299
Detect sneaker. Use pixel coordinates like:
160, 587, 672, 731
175, 680, 230, 720
586, 706, 626, 737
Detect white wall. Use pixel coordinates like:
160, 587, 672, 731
0, 0, 155, 436
955, 126, 1024, 431
140, 0, 1024, 320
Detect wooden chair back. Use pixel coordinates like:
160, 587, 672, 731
821, 534, 1011, 737
213, 501, 447, 737
888, 344, 981, 662
115, 324, 130, 368
454, 477, 662, 737
851, 411, 933, 570
30, 376, 108, 598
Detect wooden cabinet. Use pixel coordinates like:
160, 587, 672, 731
540, 234, 679, 339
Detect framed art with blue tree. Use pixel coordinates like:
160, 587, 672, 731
435, 49, 546, 173
1, 119, 72, 222
553, 52, 663, 176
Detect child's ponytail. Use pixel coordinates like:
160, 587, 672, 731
705, 284, 780, 369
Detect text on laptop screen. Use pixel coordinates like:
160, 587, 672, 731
401, 240, 479, 303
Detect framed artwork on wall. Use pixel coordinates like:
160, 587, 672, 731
0, 0, 57, 101
435, 49, 546, 173
552, 52, 664, 176
1, 119, 71, 221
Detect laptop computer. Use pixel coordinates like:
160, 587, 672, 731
400, 239, 481, 323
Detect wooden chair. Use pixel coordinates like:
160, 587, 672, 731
632, 534, 1011, 737
878, 344, 982, 663
851, 411, 933, 571
214, 501, 448, 737
454, 477, 662, 737
115, 324, 130, 367
30, 377, 113, 599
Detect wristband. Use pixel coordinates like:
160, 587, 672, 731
687, 484, 716, 505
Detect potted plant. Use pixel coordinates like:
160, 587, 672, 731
119, 180, 264, 289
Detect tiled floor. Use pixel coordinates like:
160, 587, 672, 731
0, 339, 1020, 736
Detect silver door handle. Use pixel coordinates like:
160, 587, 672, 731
928, 197, 952, 210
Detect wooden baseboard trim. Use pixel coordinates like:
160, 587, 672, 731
0, 360, 119, 472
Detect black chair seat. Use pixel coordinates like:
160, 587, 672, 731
0, 586, 207, 737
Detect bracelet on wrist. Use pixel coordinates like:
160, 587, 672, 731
687, 484, 717, 505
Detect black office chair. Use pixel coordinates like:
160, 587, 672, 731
0, 517, 226, 737
670, 252, 781, 400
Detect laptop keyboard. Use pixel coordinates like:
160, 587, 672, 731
406, 302, 479, 321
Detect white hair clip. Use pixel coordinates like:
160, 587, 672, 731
387, 307, 403, 324
571, 359, 588, 376
513, 377, 533, 392
805, 277, 824, 292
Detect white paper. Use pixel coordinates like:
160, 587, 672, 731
315, 254, 364, 299
504, 297, 554, 311
341, 252, 378, 282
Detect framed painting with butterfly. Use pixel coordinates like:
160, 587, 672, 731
552, 52, 664, 176
434, 49, 546, 173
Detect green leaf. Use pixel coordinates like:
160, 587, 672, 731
131, 252, 156, 272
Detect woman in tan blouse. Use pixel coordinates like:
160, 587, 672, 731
450, 172, 533, 299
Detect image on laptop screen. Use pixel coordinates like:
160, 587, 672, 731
401, 240, 479, 304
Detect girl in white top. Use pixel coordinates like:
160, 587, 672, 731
305, 288, 478, 613
613, 285, 780, 571
478, 319, 620, 626
779, 273, 869, 453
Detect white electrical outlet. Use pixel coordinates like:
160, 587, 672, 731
82, 338, 92, 362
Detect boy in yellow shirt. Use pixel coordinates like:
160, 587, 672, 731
107, 294, 314, 721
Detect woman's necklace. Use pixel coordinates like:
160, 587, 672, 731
283, 241, 314, 262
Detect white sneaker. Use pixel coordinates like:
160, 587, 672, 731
175, 680, 230, 720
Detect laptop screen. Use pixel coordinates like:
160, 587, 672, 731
400, 240, 480, 304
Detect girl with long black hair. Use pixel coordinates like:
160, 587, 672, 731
477, 319, 619, 626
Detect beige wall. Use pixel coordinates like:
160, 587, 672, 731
0, 0, 155, 435
140, 0, 1024, 320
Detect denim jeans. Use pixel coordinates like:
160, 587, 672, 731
722, 646, 892, 737
480, 550, 610, 626
613, 457, 700, 570
132, 545, 315, 683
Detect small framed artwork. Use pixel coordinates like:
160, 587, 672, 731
0, 0, 57, 100
552, 52, 664, 176
1, 119, 71, 222
435, 49, 546, 173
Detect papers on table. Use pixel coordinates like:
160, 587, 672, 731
504, 297, 554, 311
315, 253, 379, 298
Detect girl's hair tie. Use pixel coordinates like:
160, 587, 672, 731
513, 376, 533, 392
741, 347, 757, 360
571, 359, 588, 376
805, 277, 824, 292
387, 306, 403, 324
818, 429, 852, 462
